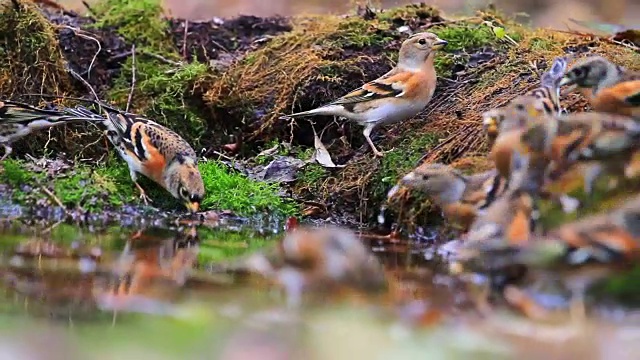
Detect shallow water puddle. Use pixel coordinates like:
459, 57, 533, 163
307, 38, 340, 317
0, 214, 638, 359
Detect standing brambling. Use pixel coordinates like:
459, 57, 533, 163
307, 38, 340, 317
483, 56, 567, 144
280, 32, 447, 157
65, 106, 204, 212
399, 163, 505, 230
559, 56, 640, 118
0, 100, 93, 160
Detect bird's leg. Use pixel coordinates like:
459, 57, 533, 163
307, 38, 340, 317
129, 170, 152, 205
1, 145, 12, 161
362, 124, 384, 158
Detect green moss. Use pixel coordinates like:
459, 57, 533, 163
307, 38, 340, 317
591, 265, 640, 306
199, 161, 298, 217
108, 59, 209, 144
431, 25, 496, 52
373, 133, 440, 200
0, 159, 35, 187
92, 0, 172, 51
528, 37, 555, 51
297, 163, 328, 188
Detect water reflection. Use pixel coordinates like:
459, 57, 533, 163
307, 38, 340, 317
0, 218, 638, 358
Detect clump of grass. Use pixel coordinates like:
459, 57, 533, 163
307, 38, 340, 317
0, 0, 71, 98
199, 161, 298, 217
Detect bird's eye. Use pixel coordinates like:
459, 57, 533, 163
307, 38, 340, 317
179, 187, 189, 199
515, 104, 526, 111
573, 68, 583, 77
418, 38, 427, 45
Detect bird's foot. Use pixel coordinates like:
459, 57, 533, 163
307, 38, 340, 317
372, 147, 395, 158
134, 182, 153, 205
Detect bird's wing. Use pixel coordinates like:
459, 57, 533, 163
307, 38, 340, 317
329, 70, 413, 106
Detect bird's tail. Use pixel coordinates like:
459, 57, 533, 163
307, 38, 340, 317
540, 56, 568, 89
279, 106, 338, 120
0, 100, 92, 125
63, 105, 127, 138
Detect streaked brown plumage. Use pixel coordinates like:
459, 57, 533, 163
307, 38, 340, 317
0, 100, 92, 160
66, 106, 204, 212
560, 55, 640, 118
483, 56, 567, 144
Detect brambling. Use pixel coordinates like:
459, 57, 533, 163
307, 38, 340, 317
483, 56, 568, 143
464, 150, 540, 246
280, 32, 447, 157
521, 111, 640, 195
245, 226, 386, 306
559, 56, 640, 118
0, 100, 92, 161
65, 106, 204, 212
398, 163, 505, 230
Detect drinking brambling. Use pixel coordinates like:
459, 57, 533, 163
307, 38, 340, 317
280, 32, 447, 157
464, 150, 540, 246
66, 106, 204, 212
399, 163, 505, 230
559, 55, 640, 118
483, 56, 567, 144
0, 100, 92, 161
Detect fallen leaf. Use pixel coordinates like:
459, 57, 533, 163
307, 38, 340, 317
312, 128, 345, 168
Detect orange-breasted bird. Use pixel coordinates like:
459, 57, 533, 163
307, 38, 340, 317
66, 106, 204, 212
280, 32, 447, 157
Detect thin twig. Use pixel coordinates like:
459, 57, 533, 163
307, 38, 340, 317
126, 45, 136, 112
182, 20, 189, 59
66, 68, 101, 104
81, 0, 95, 15
140, 50, 183, 66
40, 186, 66, 209
58, 25, 102, 80
421, 17, 482, 30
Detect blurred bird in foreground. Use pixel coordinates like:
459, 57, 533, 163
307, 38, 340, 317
280, 32, 447, 157
483, 56, 568, 144
0, 100, 93, 161
560, 55, 640, 118
66, 105, 205, 212
245, 226, 386, 306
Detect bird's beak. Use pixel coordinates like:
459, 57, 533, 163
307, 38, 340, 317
185, 201, 200, 213
432, 39, 448, 50
400, 172, 417, 185
558, 76, 572, 87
